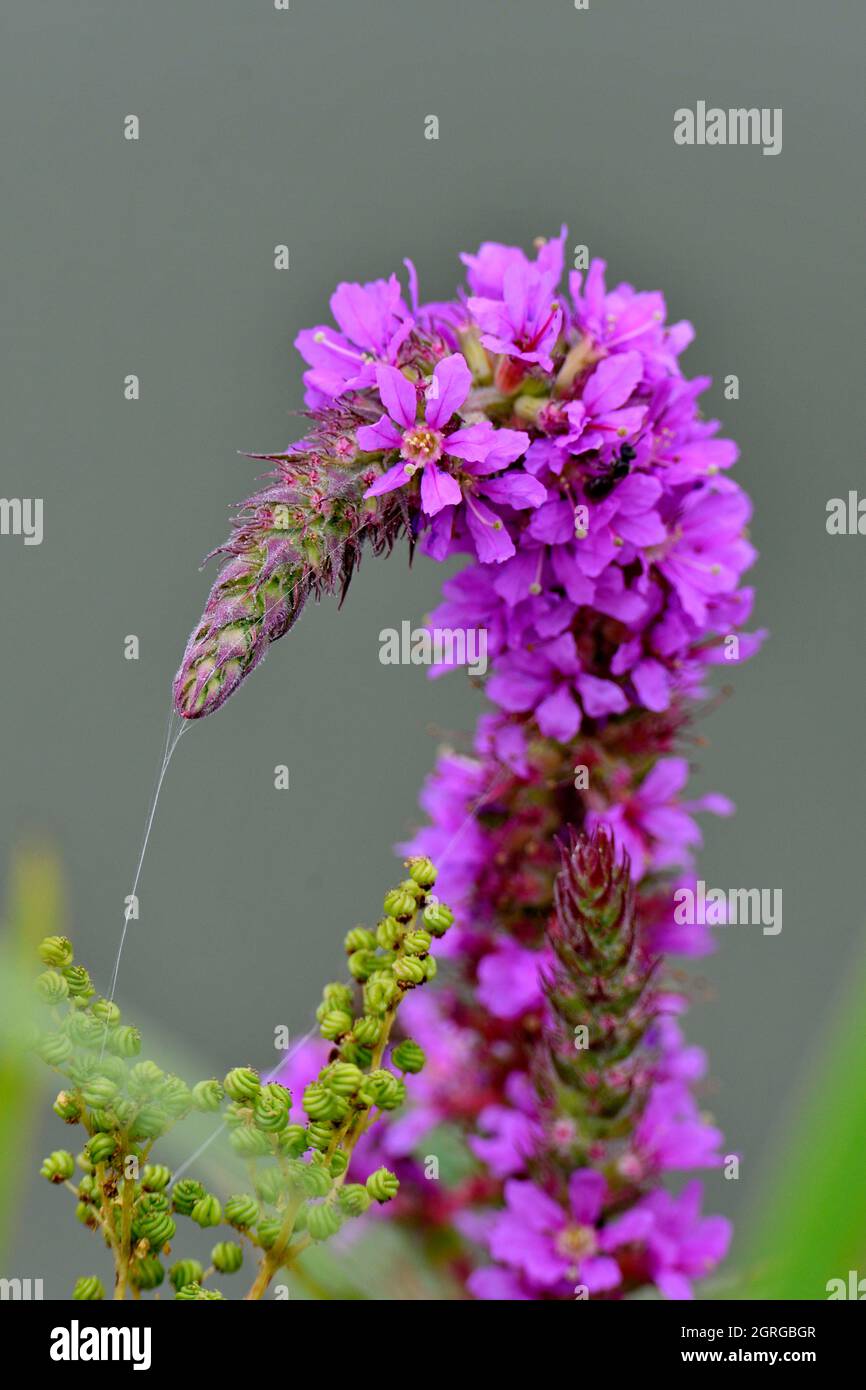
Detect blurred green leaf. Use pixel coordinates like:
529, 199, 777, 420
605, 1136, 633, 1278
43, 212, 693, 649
734, 942, 866, 1298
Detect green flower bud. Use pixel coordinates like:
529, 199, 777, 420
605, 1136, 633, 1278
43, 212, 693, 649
323, 1061, 363, 1097
175, 1282, 223, 1300
422, 901, 454, 936
171, 1179, 206, 1216
398, 877, 424, 900
329, 1150, 349, 1177
391, 1039, 426, 1074
91, 998, 121, 1026
109, 1025, 142, 1058
352, 1015, 381, 1046
88, 1108, 118, 1133
306, 1202, 342, 1242
361, 1069, 403, 1111
53, 1090, 82, 1123
190, 1194, 222, 1228
260, 1081, 291, 1111
41, 1149, 75, 1183
141, 1164, 172, 1192
319, 1008, 353, 1042
187, 1079, 221, 1115
347, 948, 377, 980
229, 1125, 272, 1158
255, 1217, 284, 1250
79, 1075, 118, 1108
320, 982, 354, 1013
129, 1104, 168, 1141
405, 856, 437, 888
127, 1060, 164, 1097
224, 1194, 259, 1229
366, 1167, 400, 1203
344, 927, 376, 952
36, 970, 69, 1004
62, 965, 94, 999
170, 1259, 204, 1291
305, 1120, 335, 1151
84, 1133, 116, 1166
76, 1150, 94, 1173
72, 1276, 104, 1301
131, 1256, 164, 1290
423, 955, 438, 982
254, 1167, 289, 1206
36, 1032, 73, 1066
339, 1183, 372, 1218
278, 1124, 309, 1158
75, 1202, 96, 1228
402, 929, 431, 956
254, 1100, 289, 1133
38, 935, 74, 968
135, 1209, 176, 1249
393, 956, 425, 986
297, 1162, 331, 1198
77, 1174, 98, 1201
211, 1242, 244, 1275
338, 1041, 373, 1068
383, 887, 416, 921
376, 916, 402, 949
303, 1083, 346, 1122
223, 1066, 261, 1102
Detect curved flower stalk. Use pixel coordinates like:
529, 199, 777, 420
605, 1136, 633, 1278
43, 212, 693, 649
172, 229, 764, 1298
28, 860, 452, 1300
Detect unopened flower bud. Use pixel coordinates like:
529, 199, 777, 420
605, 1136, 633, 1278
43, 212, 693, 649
141, 1164, 172, 1192
366, 1167, 399, 1203
324, 1061, 363, 1096
224, 1194, 260, 1229
212, 1241, 243, 1274
319, 1008, 353, 1042
72, 1276, 104, 1300
422, 901, 454, 936
383, 887, 416, 920
190, 1194, 222, 1228
393, 956, 425, 986
131, 1256, 164, 1290
344, 926, 376, 952
339, 1183, 372, 1217
84, 1134, 116, 1166
223, 1066, 261, 1102
53, 1091, 82, 1123
109, 1025, 142, 1058
191, 1078, 224, 1112
170, 1259, 204, 1291
38, 1032, 73, 1066
392, 1039, 426, 1073
402, 929, 431, 956
405, 856, 437, 888
91, 999, 121, 1026
38, 936, 73, 968
36, 970, 68, 1004
352, 1015, 381, 1046
41, 1150, 75, 1183
62, 965, 93, 999
376, 916, 402, 949
171, 1179, 206, 1216
348, 948, 377, 980
175, 1282, 223, 1300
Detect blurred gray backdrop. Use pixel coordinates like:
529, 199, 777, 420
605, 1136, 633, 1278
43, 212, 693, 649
2, 0, 864, 1295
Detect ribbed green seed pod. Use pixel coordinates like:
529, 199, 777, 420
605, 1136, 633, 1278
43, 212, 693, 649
41, 1150, 75, 1183
321, 982, 354, 1012
191, 1078, 224, 1112
141, 1164, 172, 1192
224, 1193, 259, 1229
72, 1276, 104, 1300
347, 948, 377, 980
329, 1150, 349, 1177
169, 1258, 204, 1291
344, 926, 376, 952
88, 1108, 118, 1134
76, 1150, 94, 1173
79, 1075, 118, 1108
91, 999, 121, 1026
338, 1042, 373, 1069
254, 1167, 290, 1207
212, 1241, 243, 1274
423, 956, 438, 982
229, 1125, 272, 1158
136, 1210, 176, 1249
175, 1282, 223, 1300
254, 1099, 289, 1133
393, 956, 425, 985
339, 1183, 372, 1217
278, 1123, 309, 1158
77, 1174, 98, 1201
160, 1075, 192, 1118
362, 1070, 403, 1110
260, 1081, 291, 1111
76, 1202, 96, 1228
306, 1202, 342, 1242
303, 1083, 345, 1122
363, 976, 398, 1014
319, 1008, 353, 1042
38, 935, 74, 968
376, 916, 402, 950
255, 1216, 284, 1250
305, 1120, 335, 1151
190, 1194, 222, 1228
422, 901, 454, 936
62, 966, 94, 999
131, 1256, 164, 1290
323, 1062, 363, 1096
405, 856, 437, 888
37, 1032, 74, 1066
297, 1162, 331, 1198
171, 1178, 206, 1216
402, 929, 432, 956
129, 1104, 168, 1141
223, 1066, 261, 1102
352, 1015, 381, 1046
66, 1013, 105, 1048
52, 1091, 81, 1123
36, 970, 69, 1004
382, 888, 416, 920
109, 1025, 142, 1058
127, 1060, 164, 1096
84, 1133, 116, 1166
366, 1167, 400, 1202
392, 1039, 426, 1074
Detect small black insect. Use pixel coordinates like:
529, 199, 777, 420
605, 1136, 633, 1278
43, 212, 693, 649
583, 444, 637, 502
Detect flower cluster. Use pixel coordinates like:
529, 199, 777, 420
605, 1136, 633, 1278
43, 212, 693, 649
173, 229, 763, 1298
30, 861, 451, 1299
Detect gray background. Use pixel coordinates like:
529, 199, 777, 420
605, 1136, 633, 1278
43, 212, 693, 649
2, 0, 863, 1294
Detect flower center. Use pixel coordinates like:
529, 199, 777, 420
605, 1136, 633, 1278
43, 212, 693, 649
402, 427, 443, 466
554, 1223, 597, 1264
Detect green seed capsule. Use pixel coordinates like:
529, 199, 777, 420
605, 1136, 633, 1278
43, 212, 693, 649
393, 956, 425, 985
175, 1281, 223, 1300
305, 1120, 335, 1151
319, 1008, 353, 1042
352, 1015, 381, 1046
224, 1194, 259, 1229
255, 1217, 284, 1250
40, 1150, 75, 1183
278, 1123, 309, 1158
131, 1256, 164, 1290
38, 935, 74, 968
382, 888, 416, 921
141, 1164, 172, 1192
392, 1039, 426, 1074
170, 1258, 204, 1291
109, 1025, 142, 1058
79, 1076, 118, 1108
422, 901, 454, 936
84, 1134, 116, 1166
212, 1241, 243, 1274
366, 1167, 400, 1203
306, 1202, 342, 1242
347, 948, 377, 980
402, 929, 432, 956
37, 1032, 74, 1066
376, 916, 402, 949
405, 856, 437, 888
190, 1194, 222, 1228
323, 1061, 363, 1096
91, 998, 121, 1026
339, 1183, 372, 1217
72, 1276, 104, 1301
191, 1078, 224, 1112
223, 1066, 261, 1102
35, 970, 69, 1004
344, 926, 376, 952
63, 966, 94, 999
229, 1126, 272, 1158
172, 1179, 206, 1216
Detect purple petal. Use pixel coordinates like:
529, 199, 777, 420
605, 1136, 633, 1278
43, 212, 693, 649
375, 363, 417, 430
425, 353, 472, 428
420, 461, 462, 516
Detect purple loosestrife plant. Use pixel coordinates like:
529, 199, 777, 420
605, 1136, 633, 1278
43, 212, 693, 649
174, 229, 764, 1299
